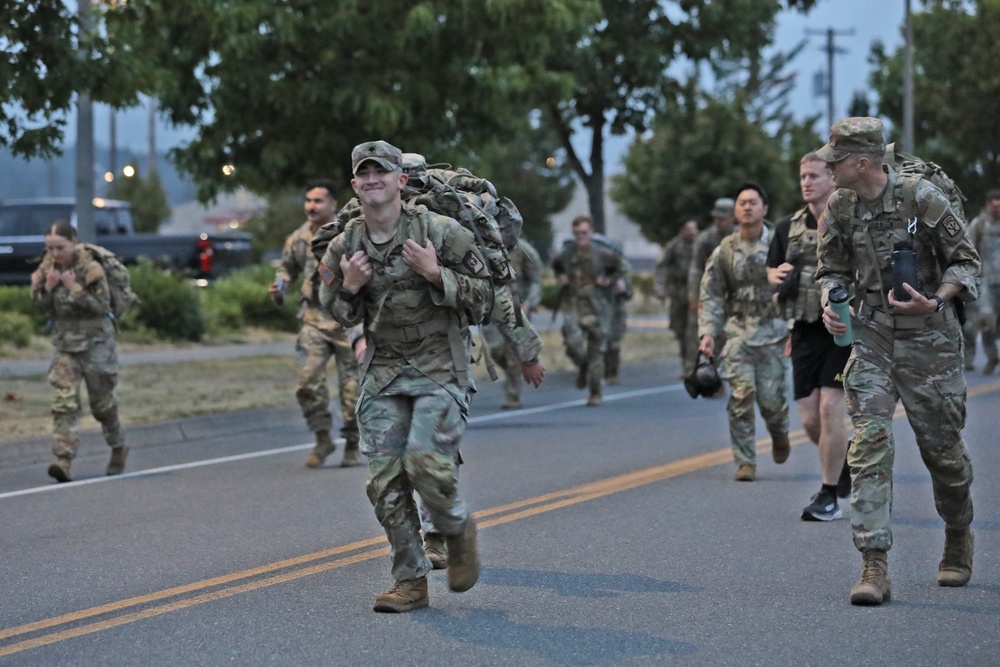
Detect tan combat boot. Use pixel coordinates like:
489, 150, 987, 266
305, 432, 336, 468
372, 576, 429, 613
586, 391, 603, 407
423, 532, 448, 570
106, 446, 129, 476
850, 549, 891, 605
446, 518, 480, 593
938, 527, 974, 587
734, 464, 756, 482
339, 440, 362, 468
47, 457, 72, 483
770, 431, 790, 464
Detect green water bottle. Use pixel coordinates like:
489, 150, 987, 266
829, 286, 853, 347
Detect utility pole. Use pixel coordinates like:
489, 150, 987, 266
806, 27, 855, 131
148, 98, 157, 175
75, 0, 96, 241
902, 0, 915, 153
109, 107, 117, 187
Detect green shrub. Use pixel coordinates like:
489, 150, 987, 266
201, 263, 298, 334
127, 259, 205, 341
0, 311, 33, 348
631, 271, 655, 302
0, 285, 48, 332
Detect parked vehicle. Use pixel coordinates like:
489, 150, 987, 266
0, 198, 254, 285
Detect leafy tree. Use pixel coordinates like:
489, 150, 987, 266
103, 0, 595, 201
114, 163, 171, 232
536, 0, 817, 233
0, 1, 81, 156
427, 119, 577, 251
243, 189, 303, 259
611, 44, 823, 246
869, 0, 999, 210
0, 1, 162, 157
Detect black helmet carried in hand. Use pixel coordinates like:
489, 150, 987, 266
684, 353, 722, 399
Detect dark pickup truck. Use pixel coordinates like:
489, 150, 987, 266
0, 198, 254, 285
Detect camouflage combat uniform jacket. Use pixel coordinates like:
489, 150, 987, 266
687, 225, 728, 307
816, 167, 979, 552
31, 247, 115, 353
967, 211, 1000, 314
277, 221, 347, 338
551, 240, 624, 329
698, 226, 786, 348
655, 233, 695, 305
317, 205, 492, 397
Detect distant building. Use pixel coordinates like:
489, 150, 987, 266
164, 189, 266, 234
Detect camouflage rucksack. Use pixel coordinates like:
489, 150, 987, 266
311, 154, 526, 326
80, 243, 140, 322
885, 143, 967, 221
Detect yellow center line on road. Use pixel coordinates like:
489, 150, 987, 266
0, 434, 786, 657
3, 378, 998, 657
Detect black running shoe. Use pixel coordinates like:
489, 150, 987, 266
802, 489, 843, 522
836, 460, 851, 499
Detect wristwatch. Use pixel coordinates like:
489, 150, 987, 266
931, 294, 945, 312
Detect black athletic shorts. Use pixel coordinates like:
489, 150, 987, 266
790, 319, 851, 400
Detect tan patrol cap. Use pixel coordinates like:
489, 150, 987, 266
711, 198, 735, 218
816, 117, 886, 163
351, 140, 403, 174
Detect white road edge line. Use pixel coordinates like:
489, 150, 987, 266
0, 384, 684, 500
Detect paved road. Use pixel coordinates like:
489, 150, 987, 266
1, 351, 998, 666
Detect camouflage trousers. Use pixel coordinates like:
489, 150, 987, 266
668, 296, 698, 376
561, 313, 608, 393
844, 317, 974, 552
358, 372, 470, 582
481, 321, 522, 404
961, 293, 998, 367
720, 339, 788, 466
48, 338, 123, 459
295, 324, 359, 444
608, 296, 628, 354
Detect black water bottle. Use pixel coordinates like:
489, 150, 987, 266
891, 241, 919, 302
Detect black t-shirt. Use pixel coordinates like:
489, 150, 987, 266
766, 208, 817, 269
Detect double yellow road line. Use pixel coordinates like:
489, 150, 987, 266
3, 380, 996, 657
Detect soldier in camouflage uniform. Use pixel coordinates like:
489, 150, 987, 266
963, 190, 1000, 374
698, 183, 790, 482
31, 220, 128, 483
551, 216, 626, 405
318, 140, 487, 613
655, 217, 698, 377
270, 179, 361, 468
687, 198, 735, 384
816, 117, 979, 606
767, 152, 852, 521
482, 236, 544, 409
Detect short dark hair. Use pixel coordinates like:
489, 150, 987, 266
735, 182, 769, 206
571, 215, 593, 228
47, 219, 77, 240
986, 189, 1000, 202
305, 178, 338, 200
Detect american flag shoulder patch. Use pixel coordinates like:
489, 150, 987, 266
318, 261, 336, 285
